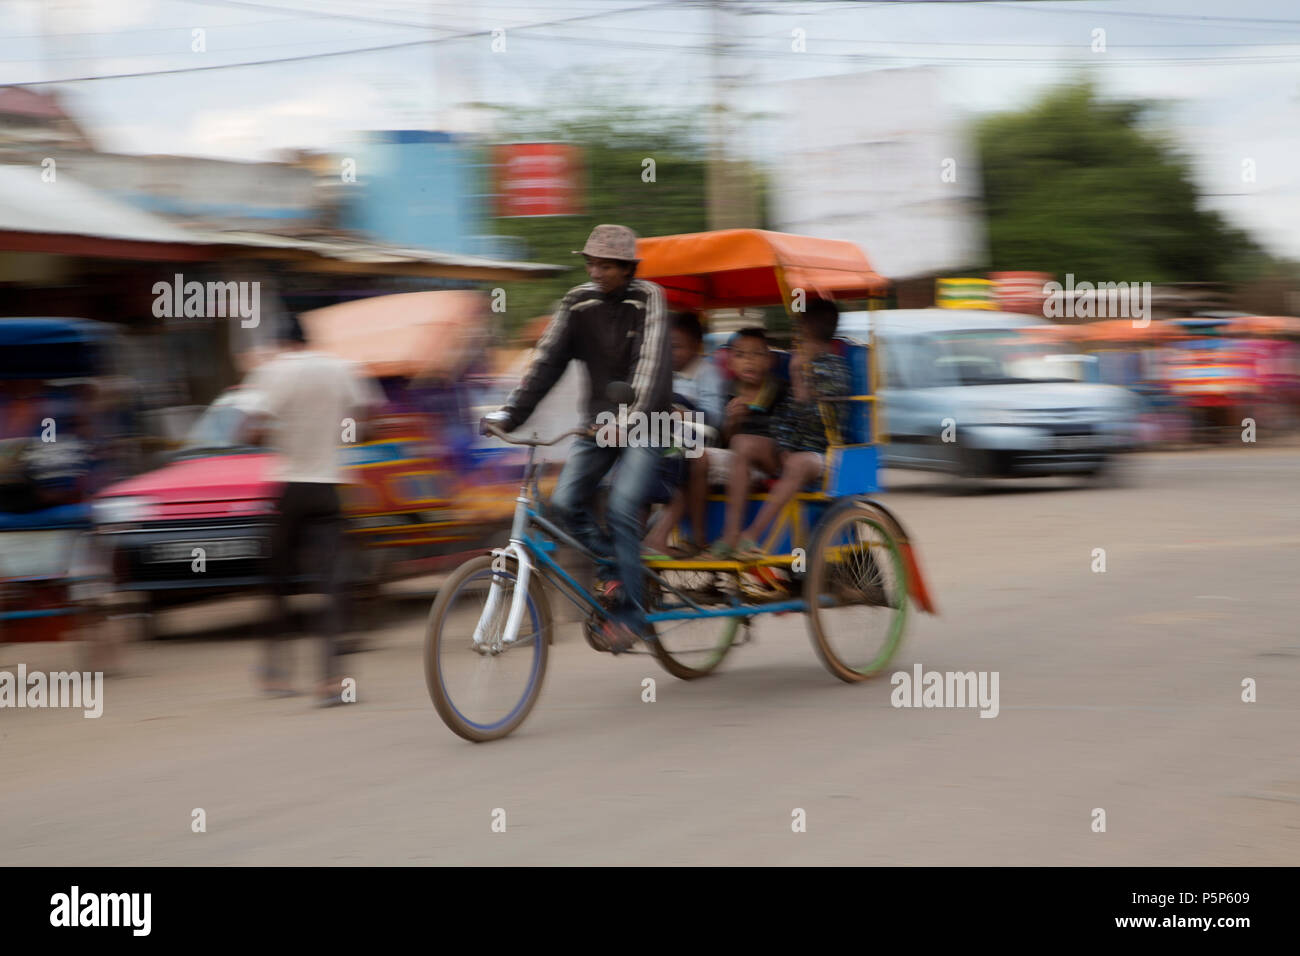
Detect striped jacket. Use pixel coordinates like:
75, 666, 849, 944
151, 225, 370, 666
501, 279, 672, 431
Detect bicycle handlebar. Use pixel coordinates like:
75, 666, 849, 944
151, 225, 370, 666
486, 414, 718, 447
485, 423, 592, 446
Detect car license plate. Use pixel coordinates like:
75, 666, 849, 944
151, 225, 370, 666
149, 539, 261, 563
1053, 434, 1095, 450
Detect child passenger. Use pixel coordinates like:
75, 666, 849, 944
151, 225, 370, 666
642, 311, 726, 558
711, 300, 851, 559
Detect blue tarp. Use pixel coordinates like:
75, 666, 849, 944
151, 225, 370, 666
0, 502, 91, 530
0, 317, 112, 379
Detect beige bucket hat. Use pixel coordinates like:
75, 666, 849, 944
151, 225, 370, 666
573, 224, 639, 261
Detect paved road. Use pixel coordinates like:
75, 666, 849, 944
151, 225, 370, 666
3, 446, 1297, 865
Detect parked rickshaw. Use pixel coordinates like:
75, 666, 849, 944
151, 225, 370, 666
1164, 319, 1258, 443
0, 319, 121, 663
424, 229, 938, 741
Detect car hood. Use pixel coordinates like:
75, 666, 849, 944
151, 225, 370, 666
902, 382, 1135, 414
97, 452, 280, 504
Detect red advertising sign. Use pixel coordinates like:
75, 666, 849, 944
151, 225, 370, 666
990, 271, 1053, 316
494, 143, 582, 217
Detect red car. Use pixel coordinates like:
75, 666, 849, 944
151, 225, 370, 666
91, 383, 521, 636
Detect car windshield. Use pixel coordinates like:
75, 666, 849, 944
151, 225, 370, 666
932, 331, 1078, 385
177, 398, 256, 457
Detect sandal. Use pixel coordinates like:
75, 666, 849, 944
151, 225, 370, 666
733, 537, 765, 561
706, 539, 736, 559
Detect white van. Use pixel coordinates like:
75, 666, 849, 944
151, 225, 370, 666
838, 309, 1140, 480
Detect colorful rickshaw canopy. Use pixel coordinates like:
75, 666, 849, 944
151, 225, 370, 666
634, 229, 889, 310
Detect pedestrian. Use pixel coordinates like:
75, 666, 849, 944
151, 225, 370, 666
242, 314, 380, 704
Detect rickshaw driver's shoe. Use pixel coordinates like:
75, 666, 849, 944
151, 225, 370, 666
598, 619, 639, 655
600, 608, 655, 655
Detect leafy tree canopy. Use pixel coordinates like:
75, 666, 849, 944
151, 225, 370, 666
975, 79, 1269, 285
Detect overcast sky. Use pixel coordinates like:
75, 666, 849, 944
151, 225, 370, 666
2, 0, 1298, 257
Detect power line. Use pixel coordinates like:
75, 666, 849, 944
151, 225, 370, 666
517, 25, 1300, 64
8, 1, 677, 83
4, 28, 430, 64
0, 16, 314, 40
173, 0, 649, 31
18, 0, 1300, 84
983, 1, 1300, 29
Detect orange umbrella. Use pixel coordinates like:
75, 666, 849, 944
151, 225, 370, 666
300, 290, 487, 379
635, 228, 889, 310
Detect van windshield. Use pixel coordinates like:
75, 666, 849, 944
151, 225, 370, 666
932, 330, 1078, 385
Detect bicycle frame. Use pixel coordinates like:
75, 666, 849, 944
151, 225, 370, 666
475, 433, 785, 651
475, 438, 610, 650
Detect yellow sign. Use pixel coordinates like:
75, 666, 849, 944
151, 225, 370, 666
936, 277, 996, 310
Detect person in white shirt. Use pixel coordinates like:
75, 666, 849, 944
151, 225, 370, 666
242, 315, 380, 704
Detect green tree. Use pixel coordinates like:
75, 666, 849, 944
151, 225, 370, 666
976, 80, 1267, 284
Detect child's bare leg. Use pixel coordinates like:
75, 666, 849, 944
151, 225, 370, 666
687, 453, 708, 547
742, 451, 822, 545
644, 491, 686, 552
722, 435, 779, 547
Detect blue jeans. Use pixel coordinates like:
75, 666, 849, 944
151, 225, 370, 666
550, 437, 660, 634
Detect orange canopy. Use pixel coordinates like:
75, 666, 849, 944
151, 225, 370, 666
300, 290, 486, 379
634, 229, 889, 310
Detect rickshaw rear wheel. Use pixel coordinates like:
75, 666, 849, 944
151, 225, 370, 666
805, 501, 909, 683
646, 573, 739, 680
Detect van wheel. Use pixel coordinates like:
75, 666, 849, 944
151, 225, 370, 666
1083, 455, 1131, 489
948, 446, 990, 493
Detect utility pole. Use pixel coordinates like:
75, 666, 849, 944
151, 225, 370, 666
707, 0, 757, 231
706, 0, 727, 230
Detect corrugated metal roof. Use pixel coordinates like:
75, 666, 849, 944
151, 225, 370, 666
0, 163, 204, 246
198, 229, 563, 275
0, 163, 564, 277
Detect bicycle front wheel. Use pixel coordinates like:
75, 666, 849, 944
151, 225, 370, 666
424, 554, 551, 742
